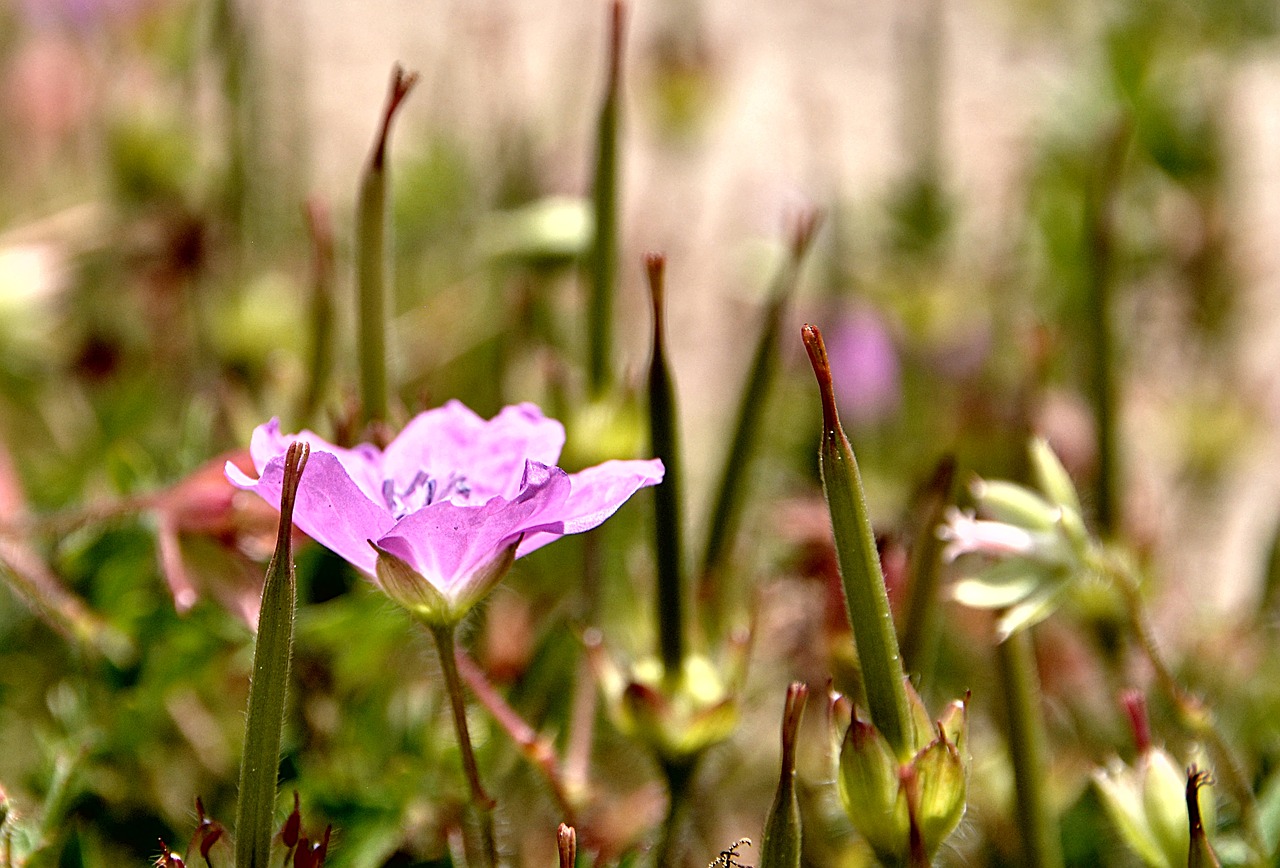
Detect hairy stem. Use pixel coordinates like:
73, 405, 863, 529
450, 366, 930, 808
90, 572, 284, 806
995, 627, 1063, 868
430, 625, 499, 868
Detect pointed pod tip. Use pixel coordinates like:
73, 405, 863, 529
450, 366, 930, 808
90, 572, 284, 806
801, 324, 840, 433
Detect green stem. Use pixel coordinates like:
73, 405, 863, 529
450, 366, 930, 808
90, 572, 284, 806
654, 759, 697, 868
802, 324, 912, 759
699, 211, 820, 636
898, 456, 956, 694
587, 1, 625, 396
235, 442, 309, 868
298, 198, 335, 428
357, 65, 418, 426
430, 625, 499, 868
1085, 120, 1128, 536
646, 254, 686, 679
995, 627, 1063, 868
455, 647, 577, 824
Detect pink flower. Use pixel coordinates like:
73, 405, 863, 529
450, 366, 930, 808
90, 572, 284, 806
938, 507, 1040, 562
227, 401, 663, 625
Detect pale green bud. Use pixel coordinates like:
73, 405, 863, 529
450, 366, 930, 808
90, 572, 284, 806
1029, 437, 1083, 516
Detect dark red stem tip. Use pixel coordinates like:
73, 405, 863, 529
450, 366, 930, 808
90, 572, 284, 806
607, 1, 626, 85
802, 324, 841, 434
372, 64, 420, 168
780, 682, 809, 774
646, 253, 667, 325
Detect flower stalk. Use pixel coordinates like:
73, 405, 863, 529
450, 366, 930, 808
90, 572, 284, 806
430, 624, 499, 868
699, 211, 820, 636
1084, 119, 1129, 536
356, 64, 418, 426
234, 440, 309, 868
647, 253, 687, 679
898, 456, 956, 695
455, 646, 578, 824
298, 198, 336, 428
587, 1, 625, 396
802, 323, 912, 759
995, 627, 1063, 868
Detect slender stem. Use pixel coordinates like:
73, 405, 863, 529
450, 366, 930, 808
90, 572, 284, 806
357, 65, 418, 426
654, 759, 697, 868
455, 647, 578, 824
1085, 120, 1128, 536
647, 254, 686, 679
699, 211, 820, 636
898, 456, 956, 694
565, 655, 597, 806
298, 198, 335, 427
995, 627, 1063, 868
430, 625, 499, 868
587, 1, 626, 396
235, 442, 309, 868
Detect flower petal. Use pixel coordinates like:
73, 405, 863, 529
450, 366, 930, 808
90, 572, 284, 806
375, 461, 573, 603
248, 418, 384, 504
228, 450, 394, 576
517, 458, 665, 557
382, 401, 566, 501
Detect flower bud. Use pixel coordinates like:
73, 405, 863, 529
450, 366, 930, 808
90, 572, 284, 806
837, 692, 969, 863
760, 684, 807, 868
1029, 437, 1083, 517
971, 478, 1060, 531
592, 647, 738, 763
1094, 746, 1210, 868
838, 715, 905, 860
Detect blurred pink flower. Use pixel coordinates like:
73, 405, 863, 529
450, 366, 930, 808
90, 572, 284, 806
228, 401, 663, 624
825, 309, 900, 426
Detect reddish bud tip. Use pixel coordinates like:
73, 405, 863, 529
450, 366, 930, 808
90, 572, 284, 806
281, 791, 302, 848
371, 64, 420, 169
1120, 688, 1152, 756
802, 324, 841, 435
781, 682, 809, 774
607, 1, 626, 84
558, 822, 577, 868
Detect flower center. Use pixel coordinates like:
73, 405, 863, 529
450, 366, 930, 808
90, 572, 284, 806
381, 470, 472, 518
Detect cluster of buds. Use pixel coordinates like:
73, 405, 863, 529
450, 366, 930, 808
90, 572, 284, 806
833, 684, 968, 865
940, 438, 1098, 639
153, 794, 330, 868
588, 638, 740, 764
1093, 692, 1218, 868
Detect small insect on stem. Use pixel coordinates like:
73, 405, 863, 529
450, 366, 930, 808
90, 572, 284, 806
708, 838, 753, 868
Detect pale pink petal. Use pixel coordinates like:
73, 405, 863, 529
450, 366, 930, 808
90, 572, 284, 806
376, 462, 572, 601
938, 508, 1037, 562
228, 451, 395, 576
517, 458, 664, 557
248, 418, 385, 503
383, 401, 565, 502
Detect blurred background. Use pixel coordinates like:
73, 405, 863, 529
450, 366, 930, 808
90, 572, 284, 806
3, 0, 1280, 865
